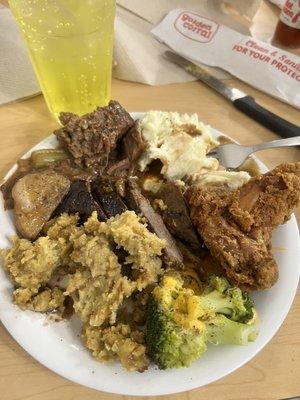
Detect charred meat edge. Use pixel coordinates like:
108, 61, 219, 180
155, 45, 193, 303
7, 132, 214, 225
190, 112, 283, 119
125, 180, 183, 266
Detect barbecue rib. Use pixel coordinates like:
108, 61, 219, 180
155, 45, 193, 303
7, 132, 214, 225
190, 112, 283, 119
185, 163, 300, 291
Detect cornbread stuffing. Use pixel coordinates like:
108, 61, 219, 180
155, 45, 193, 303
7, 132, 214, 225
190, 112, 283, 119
1, 210, 165, 371
82, 323, 149, 372
66, 271, 135, 326
1, 236, 63, 290
108, 211, 165, 290
14, 287, 65, 312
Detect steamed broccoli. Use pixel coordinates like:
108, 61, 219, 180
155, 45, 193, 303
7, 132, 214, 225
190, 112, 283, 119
200, 276, 255, 323
146, 295, 207, 369
145, 272, 259, 369
207, 313, 259, 346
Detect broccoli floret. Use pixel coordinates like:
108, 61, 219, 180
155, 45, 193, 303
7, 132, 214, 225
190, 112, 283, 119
200, 276, 255, 323
145, 272, 259, 369
207, 313, 259, 346
146, 296, 207, 369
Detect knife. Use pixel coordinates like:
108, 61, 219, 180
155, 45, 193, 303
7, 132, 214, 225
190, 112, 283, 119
164, 51, 300, 138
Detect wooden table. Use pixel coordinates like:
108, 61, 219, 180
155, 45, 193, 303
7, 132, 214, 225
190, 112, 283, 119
0, 2, 300, 400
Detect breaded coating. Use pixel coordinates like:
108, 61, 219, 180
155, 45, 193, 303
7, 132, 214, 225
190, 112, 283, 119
13, 287, 65, 312
230, 163, 300, 232
66, 270, 135, 326
82, 323, 149, 372
108, 211, 166, 290
185, 163, 300, 290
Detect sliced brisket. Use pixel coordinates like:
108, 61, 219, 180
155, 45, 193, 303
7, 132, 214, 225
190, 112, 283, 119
106, 158, 131, 178
157, 183, 201, 249
54, 100, 134, 171
93, 178, 127, 218
48, 159, 94, 182
125, 181, 183, 266
123, 121, 146, 163
54, 181, 106, 222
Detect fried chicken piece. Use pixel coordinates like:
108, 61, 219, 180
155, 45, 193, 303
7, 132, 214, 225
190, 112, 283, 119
230, 163, 300, 232
82, 323, 150, 372
185, 163, 300, 290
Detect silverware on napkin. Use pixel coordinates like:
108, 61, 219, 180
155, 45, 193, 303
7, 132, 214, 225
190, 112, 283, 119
164, 51, 300, 139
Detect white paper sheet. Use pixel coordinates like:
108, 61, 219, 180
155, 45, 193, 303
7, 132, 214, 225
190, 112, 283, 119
0, 8, 40, 106
152, 9, 300, 108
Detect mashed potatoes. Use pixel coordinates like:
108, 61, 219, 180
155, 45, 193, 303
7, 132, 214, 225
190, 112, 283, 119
192, 170, 251, 189
138, 111, 219, 181
138, 111, 252, 189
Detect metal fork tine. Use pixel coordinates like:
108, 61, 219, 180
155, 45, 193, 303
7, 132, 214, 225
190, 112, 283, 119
207, 149, 219, 158
208, 137, 300, 170
207, 149, 218, 156
207, 152, 220, 163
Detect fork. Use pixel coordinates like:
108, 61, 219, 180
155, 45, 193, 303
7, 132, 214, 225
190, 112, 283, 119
208, 136, 300, 170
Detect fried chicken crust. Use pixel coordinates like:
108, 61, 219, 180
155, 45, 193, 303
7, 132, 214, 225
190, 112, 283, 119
185, 163, 300, 290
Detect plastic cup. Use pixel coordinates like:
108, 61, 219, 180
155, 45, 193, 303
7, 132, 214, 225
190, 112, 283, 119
9, 0, 116, 120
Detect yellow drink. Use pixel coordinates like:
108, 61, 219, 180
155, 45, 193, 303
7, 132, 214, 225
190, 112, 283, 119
9, 0, 116, 120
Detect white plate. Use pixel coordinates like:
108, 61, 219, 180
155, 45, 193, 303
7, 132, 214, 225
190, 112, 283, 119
0, 113, 299, 396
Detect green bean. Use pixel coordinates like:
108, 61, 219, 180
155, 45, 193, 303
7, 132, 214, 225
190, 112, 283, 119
30, 149, 69, 168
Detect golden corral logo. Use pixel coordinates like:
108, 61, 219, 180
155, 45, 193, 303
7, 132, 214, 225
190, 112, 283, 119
175, 11, 219, 43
